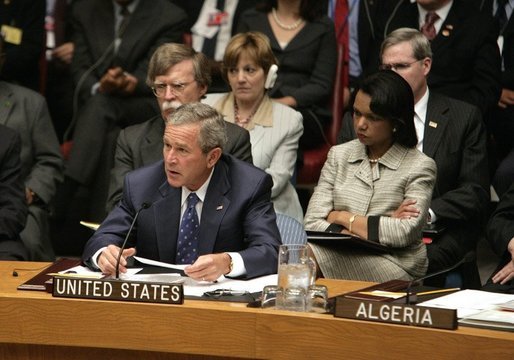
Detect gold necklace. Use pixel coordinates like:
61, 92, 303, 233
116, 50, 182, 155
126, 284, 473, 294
271, 8, 304, 31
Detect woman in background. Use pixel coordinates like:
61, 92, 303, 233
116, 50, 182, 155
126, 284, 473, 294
304, 71, 437, 282
237, 0, 336, 149
204, 31, 304, 222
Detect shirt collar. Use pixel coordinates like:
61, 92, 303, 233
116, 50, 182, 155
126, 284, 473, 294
181, 167, 214, 206
113, 0, 139, 14
417, 0, 453, 25
415, 88, 430, 122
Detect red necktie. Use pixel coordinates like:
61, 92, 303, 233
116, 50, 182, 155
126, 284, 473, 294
421, 12, 439, 41
334, 0, 349, 88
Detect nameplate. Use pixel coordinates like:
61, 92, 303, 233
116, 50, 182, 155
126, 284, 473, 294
52, 276, 184, 305
335, 297, 457, 330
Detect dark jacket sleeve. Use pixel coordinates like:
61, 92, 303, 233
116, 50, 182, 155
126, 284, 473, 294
0, 128, 28, 240
487, 183, 514, 258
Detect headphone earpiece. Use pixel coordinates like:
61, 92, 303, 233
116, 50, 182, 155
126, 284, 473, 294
264, 64, 278, 90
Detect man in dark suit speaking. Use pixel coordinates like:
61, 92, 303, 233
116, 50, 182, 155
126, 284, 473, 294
105, 43, 253, 212
83, 103, 281, 280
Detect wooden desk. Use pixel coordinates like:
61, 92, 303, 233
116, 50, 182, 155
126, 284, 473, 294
1, 261, 513, 359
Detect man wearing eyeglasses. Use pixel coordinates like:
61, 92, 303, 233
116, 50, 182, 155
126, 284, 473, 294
339, 28, 489, 288
376, 0, 501, 117
105, 43, 253, 212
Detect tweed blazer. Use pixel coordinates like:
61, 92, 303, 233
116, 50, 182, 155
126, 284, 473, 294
304, 140, 437, 280
205, 93, 304, 222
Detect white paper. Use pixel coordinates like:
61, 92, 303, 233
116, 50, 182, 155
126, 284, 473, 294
418, 289, 514, 318
57, 265, 142, 279
125, 273, 278, 297
133, 256, 188, 270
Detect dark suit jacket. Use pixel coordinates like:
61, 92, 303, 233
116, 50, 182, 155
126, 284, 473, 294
378, 0, 501, 115
0, 124, 28, 260
70, 0, 187, 102
485, 181, 514, 291
83, 155, 281, 278
339, 91, 490, 254
106, 116, 253, 211
237, 9, 337, 112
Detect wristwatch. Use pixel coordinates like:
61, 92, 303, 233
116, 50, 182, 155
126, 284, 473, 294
349, 214, 358, 233
225, 253, 233, 275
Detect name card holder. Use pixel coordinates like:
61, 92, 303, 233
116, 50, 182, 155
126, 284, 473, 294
52, 276, 184, 305
335, 297, 457, 330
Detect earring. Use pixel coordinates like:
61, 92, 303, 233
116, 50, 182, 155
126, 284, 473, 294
393, 128, 397, 133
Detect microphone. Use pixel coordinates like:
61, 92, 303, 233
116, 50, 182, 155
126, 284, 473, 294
405, 251, 475, 304
115, 202, 152, 279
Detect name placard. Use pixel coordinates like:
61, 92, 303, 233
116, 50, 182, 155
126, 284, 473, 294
335, 297, 457, 330
52, 276, 184, 305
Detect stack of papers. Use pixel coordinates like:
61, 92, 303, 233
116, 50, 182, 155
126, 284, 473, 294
419, 289, 514, 331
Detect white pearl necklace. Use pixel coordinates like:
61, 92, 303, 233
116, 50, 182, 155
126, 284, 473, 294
368, 158, 381, 164
271, 8, 304, 31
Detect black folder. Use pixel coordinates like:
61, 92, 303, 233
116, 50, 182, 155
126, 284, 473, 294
306, 230, 389, 253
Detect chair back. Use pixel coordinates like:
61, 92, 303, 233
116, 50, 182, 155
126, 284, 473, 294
276, 213, 307, 245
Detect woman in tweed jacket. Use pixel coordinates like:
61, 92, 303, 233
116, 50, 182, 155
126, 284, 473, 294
304, 71, 437, 282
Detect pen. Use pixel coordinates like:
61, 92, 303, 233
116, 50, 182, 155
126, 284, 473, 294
415, 288, 460, 297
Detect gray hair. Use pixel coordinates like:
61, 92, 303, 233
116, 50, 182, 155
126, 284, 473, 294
146, 43, 211, 88
166, 102, 227, 153
381, 28, 433, 60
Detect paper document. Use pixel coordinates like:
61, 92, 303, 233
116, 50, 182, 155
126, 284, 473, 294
133, 256, 188, 270
419, 289, 514, 318
54, 265, 142, 279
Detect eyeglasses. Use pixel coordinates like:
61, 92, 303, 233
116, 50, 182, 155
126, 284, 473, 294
151, 81, 193, 97
379, 59, 422, 71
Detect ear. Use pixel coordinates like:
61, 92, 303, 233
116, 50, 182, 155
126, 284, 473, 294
422, 57, 432, 77
264, 64, 278, 89
206, 147, 222, 168
199, 83, 208, 98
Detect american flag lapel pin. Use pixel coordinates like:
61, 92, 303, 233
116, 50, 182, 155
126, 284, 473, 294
429, 121, 438, 128
216, 205, 223, 210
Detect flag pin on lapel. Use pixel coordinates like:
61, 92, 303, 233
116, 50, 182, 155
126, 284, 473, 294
216, 205, 223, 210
429, 121, 438, 128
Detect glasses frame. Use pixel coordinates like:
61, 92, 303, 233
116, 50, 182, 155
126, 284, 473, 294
379, 59, 423, 71
151, 81, 193, 97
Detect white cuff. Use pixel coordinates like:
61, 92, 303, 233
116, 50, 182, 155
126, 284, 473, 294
225, 252, 246, 277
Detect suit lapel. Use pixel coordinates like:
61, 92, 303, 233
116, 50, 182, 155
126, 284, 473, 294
198, 158, 231, 255
141, 118, 165, 165
0, 83, 14, 126
422, 93, 450, 158
154, 181, 181, 263
91, 0, 115, 61
116, 0, 152, 67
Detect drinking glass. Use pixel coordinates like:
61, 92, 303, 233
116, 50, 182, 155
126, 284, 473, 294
261, 285, 283, 309
306, 284, 328, 313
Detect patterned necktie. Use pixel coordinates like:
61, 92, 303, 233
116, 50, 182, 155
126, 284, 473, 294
495, 0, 508, 31
176, 193, 201, 264
117, 5, 131, 38
421, 11, 439, 41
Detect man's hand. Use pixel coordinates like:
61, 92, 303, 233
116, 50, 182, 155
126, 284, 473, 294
498, 88, 514, 108
492, 238, 514, 285
390, 199, 420, 220
97, 244, 136, 276
184, 253, 231, 282
99, 67, 134, 94
52, 42, 74, 65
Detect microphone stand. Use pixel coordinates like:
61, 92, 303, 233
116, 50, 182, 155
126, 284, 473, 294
115, 202, 151, 279
405, 251, 475, 305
